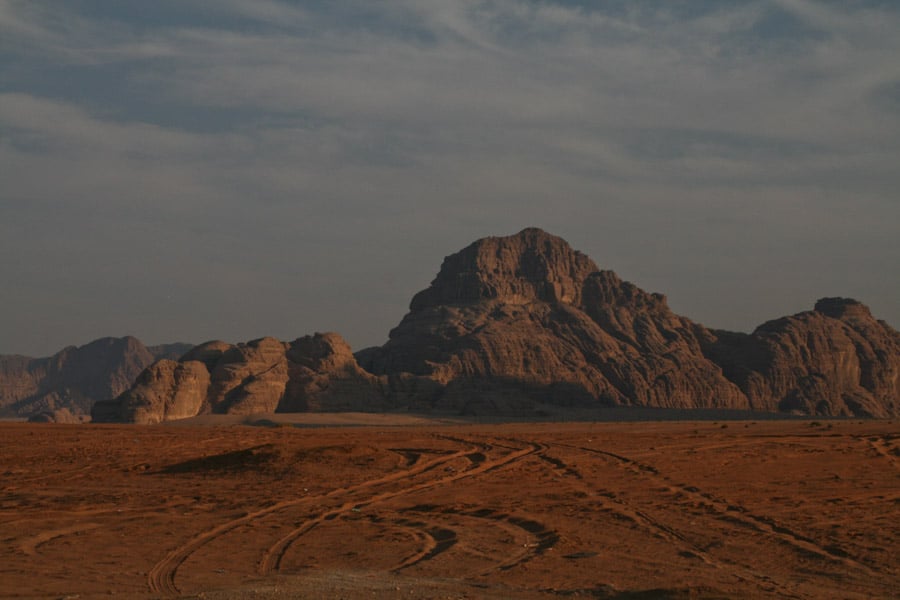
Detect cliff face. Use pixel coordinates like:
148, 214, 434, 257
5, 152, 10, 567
0, 337, 192, 420
705, 298, 900, 417
95, 333, 386, 424
97, 228, 900, 422
112, 360, 211, 425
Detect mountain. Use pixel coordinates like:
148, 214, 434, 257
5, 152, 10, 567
359, 228, 749, 413
92, 333, 386, 424
0, 337, 192, 421
98, 228, 900, 422
704, 297, 900, 416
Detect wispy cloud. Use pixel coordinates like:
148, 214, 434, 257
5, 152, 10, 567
1, 0, 899, 355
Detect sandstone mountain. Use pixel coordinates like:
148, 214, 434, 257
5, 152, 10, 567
0, 337, 191, 421
92, 333, 387, 424
704, 297, 900, 417
98, 228, 900, 422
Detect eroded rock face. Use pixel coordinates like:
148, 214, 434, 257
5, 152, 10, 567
181, 341, 234, 371
280, 333, 386, 412
361, 228, 898, 417
99, 333, 390, 422
705, 298, 900, 417
207, 337, 289, 414
409, 228, 600, 310
107, 360, 211, 425
0, 337, 191, 420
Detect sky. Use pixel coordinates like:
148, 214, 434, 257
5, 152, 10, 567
1, 0, 898, 357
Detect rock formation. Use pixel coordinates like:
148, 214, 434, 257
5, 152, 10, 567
97, 228, 900, 422
205, 337, 290, 415
0, 337, 191, 420
361, 228, 748, 413
704, 298, 900, 417
109, 360, 211, 425
280, 332, 387, 412
27, 408, 86, 424
94, 333, 387, 424
361, 228, 898, 417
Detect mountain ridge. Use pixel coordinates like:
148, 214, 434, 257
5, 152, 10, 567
95, 228, 899, 423
0, 337, 192, 422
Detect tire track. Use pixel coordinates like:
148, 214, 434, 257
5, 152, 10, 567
542, 444, 808, 597
147, 500, 303, 596
389, 520, 441, 571
864, 435, 899, 469
536, 446, 719, 567
388, 505, 558, 575
18, 523, 101, 556
258, 439, 542, 576
389, 518, 458, 570
147, 441, 479, 595
556, 442, 878, 577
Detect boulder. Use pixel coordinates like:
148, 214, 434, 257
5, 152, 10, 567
208, 338, 289, 414
111, 360, 211, 424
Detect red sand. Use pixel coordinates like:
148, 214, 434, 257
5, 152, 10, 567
1, 419, 897, 599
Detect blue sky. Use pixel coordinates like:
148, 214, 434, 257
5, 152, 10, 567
1, 0, 898, 356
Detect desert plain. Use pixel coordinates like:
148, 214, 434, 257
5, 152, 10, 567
1, 416, 897, 599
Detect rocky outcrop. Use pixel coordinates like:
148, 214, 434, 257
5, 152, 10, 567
96, 228, 899, 422
206, 337, 289, 414
0, 337, 192, 420
408, 227, 599, 310
704, 298, 900, 417
280, 333, 386, 412
97, 333, 388, 423
27, 408, 87, 424
110, 360, 211, 425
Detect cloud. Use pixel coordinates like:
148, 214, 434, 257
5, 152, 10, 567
1, 1, 899, 355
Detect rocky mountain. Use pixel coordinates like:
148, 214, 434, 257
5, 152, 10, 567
93, 333, 387, 424
360, 229, 749, 413
97, 228, 900, 422
704, 297, 900, 416
0, 337, 191, 421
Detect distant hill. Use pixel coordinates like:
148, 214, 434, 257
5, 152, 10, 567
97, 228, 899, 423
0, 337, 192, 422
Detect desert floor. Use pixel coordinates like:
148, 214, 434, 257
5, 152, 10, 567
0, 417, 897, 599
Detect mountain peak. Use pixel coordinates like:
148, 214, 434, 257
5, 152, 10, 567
409, 228, 599, 310
814, 297, 873, 321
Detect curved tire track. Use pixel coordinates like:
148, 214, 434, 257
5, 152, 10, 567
387, 506, 558, 575
147, 441, 480, 595
258, 439, 542, 576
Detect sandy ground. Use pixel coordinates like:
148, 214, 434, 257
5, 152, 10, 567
0, 417, 897, 599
